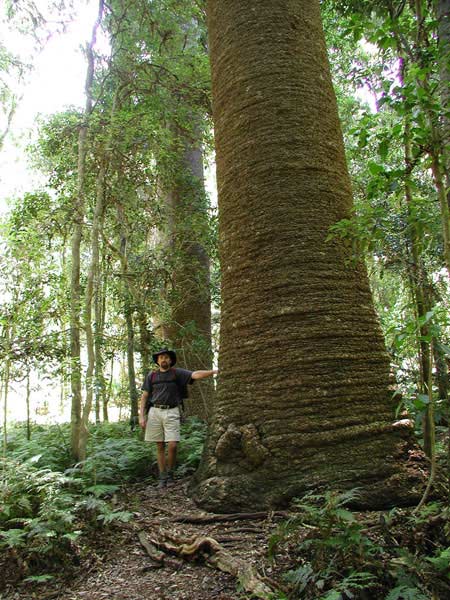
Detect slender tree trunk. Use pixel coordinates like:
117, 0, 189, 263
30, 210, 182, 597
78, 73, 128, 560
115, 199, 139, 422
407, 2, 450, 278
191, 0, 422, 512
138, 311, 152, 379
80, 157, 107, 459
161, 119, 213, 419
433, 0, 450, 483
70, 0, 104, 462
0, 379, 3, 458
402, 84, 434, 458
81, 89, 118, 455
2, 326, 10, 458
104, 354, 114, 422
390, 2, 450, 278
124, 296, 139, 422
436, 0, 450, 200
59, 246, 69, 416
429, 153, 450, 279
94, 248, 108, 422
26, 366, 31, 441
433, 340, 449, 404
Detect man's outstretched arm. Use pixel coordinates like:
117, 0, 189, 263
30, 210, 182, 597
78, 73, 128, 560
191, 369, 218, 380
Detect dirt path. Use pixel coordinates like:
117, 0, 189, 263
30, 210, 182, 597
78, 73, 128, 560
2, 478, 285, 600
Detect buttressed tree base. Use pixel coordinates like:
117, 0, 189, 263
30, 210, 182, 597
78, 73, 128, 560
190, 0, 425, 512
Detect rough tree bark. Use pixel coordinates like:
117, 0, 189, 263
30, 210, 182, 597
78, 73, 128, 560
190, 0, 423, 512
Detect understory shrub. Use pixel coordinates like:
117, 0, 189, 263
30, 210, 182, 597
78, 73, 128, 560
269, 490, 450, 600
177, 417, 207, 475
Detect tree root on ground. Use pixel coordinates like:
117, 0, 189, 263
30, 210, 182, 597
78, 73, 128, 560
173, 510, 289, 524
138, 530, 275, 599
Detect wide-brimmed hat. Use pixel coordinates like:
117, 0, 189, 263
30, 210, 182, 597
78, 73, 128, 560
152, 348, 177, 366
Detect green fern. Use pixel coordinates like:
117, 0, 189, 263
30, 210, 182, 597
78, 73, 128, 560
385, 585, 429, 600
96, 509, 133, 524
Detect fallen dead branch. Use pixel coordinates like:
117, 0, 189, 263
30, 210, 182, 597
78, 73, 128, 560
138, 530, 274, 599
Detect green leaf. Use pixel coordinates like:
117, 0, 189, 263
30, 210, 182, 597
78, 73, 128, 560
335, 509, 355, 522
378, 139, 389, 160
368, 161, 385, 176
426, 547, 450, 573
62, 531, 82, 542
23, 575, 55, 584
417, 394, 430, 404
319, 590, 342, 600
0, 528, 28, 548
84, 484, 120, 497
385, 585, 428, 600
97, 510, 133, 524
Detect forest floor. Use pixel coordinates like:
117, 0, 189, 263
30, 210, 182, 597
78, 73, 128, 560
1, 477, 290, 600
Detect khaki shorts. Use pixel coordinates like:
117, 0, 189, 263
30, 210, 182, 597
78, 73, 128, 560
145, 406, 181, 442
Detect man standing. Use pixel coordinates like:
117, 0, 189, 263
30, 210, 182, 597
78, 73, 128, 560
139, 348, 217, 488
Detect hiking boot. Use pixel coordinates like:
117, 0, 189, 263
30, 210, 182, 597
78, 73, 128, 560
166, 471, 175, 485
157, 473, 167, 489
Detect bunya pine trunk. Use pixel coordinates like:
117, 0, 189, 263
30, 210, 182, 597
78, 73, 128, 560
191, 0, 423, 512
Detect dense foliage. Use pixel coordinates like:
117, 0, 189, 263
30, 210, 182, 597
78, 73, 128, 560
269, 489, 450, 599
0, 418, 206, 585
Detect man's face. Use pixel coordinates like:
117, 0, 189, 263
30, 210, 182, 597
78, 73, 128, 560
157, 353, 171, 370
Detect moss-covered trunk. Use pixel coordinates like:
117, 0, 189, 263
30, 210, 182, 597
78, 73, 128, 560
191, 0, 423, 512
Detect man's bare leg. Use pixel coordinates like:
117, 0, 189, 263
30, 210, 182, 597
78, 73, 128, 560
156, 442, 167, 487
167, 441, 178, 482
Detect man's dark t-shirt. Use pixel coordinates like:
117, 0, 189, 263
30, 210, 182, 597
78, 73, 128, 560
142, 368, 193, 408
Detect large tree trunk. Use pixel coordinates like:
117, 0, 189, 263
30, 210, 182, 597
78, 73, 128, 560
161, 119, 213, 419
191, 0, 422, 512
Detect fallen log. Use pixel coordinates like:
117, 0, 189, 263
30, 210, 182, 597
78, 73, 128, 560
138, 530, 274, 599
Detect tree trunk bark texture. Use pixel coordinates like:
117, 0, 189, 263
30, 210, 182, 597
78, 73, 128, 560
191, 0, 423, 512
